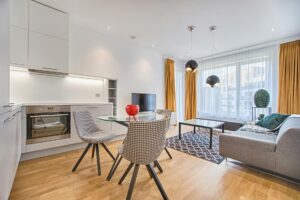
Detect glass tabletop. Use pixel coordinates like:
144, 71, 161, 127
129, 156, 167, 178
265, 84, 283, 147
98, 112, 167, 123
180, 119, 224, 128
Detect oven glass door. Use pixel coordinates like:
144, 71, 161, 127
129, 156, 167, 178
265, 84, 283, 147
27, 112, 70, 144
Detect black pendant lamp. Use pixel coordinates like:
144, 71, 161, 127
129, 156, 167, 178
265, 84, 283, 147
185, 60, 198, 72
206, 26, 220, 87
185, 26, 198, 72
206, 75, 220, 87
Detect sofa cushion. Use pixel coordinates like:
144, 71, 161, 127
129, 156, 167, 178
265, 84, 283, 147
256, 113, 290, 130
228, 130, 277, 151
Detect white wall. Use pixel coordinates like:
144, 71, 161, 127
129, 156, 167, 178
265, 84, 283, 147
10, 22, 165, 114
69, 23, 165, 114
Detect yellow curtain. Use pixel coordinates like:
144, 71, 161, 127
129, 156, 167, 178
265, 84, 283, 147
165, 59, 176, 112
278, 40, 300, 114
185, 70, 197, 119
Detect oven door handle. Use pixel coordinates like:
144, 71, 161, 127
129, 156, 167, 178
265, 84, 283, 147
30, 114, 69, 118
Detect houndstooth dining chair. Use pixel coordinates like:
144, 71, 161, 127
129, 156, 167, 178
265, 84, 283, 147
109, 118, 169, 200
156, 109, 173, 159
72, 111, 117, 176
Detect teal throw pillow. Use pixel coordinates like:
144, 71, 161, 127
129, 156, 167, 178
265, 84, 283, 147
256, 113, 290, 130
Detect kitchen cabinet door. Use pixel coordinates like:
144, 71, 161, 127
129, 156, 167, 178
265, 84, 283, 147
10, 26, 28, 67
0, 112, 21, 200
0, 0, 10, 115
10, 0, 28, 29
29, 0, 69, 40
28, 31, 69, 73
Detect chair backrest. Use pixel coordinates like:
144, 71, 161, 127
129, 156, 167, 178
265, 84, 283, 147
156, 109, 172, 131
73, 111, 100, 138
121, 118, 168, 165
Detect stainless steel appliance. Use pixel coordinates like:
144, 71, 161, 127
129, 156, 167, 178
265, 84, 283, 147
26, 105, 71, 144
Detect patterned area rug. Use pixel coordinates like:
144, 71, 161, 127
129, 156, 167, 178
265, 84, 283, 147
166, 130, 224, 164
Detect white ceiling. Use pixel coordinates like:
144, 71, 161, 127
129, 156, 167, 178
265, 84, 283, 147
39, 0, 300, 60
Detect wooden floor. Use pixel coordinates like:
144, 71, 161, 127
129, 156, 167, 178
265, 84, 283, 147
10, 126, 300, 200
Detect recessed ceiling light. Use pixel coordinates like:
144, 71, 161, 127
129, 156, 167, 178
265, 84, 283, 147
271, 28, 275, 32
151, 44, 155, 47
106, 25, 111, 30
130, 35, 136, 40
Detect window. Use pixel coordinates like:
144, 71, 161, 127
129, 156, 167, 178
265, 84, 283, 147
197, 46, 277, 121
175, 70, 184, 121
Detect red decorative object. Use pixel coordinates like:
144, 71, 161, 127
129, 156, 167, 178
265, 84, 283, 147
125, 104, 139, 121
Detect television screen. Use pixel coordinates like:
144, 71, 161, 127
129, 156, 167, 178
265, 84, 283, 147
131, 93, 156, 112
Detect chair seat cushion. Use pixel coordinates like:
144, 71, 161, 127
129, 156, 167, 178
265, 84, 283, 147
81, 131, 118, 144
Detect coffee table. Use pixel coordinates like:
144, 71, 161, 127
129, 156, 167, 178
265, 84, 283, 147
178, 119, 225, 149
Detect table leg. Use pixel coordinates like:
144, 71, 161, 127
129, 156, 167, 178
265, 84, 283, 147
179, 123, 182, 140
209, 128, 213, 149
222, 124, 225, 133
193, 126, 196, 134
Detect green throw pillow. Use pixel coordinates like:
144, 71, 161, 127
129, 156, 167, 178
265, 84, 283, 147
256, 113, 290, 130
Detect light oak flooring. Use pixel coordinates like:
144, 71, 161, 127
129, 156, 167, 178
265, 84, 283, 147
10, 126, 300, 200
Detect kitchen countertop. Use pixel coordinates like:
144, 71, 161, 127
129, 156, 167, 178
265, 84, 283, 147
10, 102, 112, 110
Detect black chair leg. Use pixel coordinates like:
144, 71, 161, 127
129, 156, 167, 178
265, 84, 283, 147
126, 164, 140, 200
164, 147, 172, 159
107, 153, 119, 180
146, 165, 169, 200
72, 143, 92, 172
107, 154, 123, 181
154, 160, 163, 173
146, 166, 153, 178
91, 144, 95, 158
118, 162, 134, 184
95, 144, 101, 176
101, 143, 116, 161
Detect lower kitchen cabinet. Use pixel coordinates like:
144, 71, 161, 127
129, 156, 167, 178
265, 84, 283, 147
0, 109, 22, 200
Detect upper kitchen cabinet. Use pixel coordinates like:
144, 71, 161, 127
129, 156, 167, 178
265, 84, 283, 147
28, 0, 69, 73
29, 31, 69, 73
10, 0, 29, 29
10, 0, 29, 67
10, 26, 28, 67
29, 0, 69, 40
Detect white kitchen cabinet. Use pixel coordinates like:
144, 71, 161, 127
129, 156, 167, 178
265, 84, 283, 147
29, 0, 69, 40
0, 0, 10, 115
0, 109, 22, 200
10, 26, 28, 67
10, 0, 28, 29
28, 31, 69, 73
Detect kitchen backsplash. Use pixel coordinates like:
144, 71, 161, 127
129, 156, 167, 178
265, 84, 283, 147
10, 70, 108, 103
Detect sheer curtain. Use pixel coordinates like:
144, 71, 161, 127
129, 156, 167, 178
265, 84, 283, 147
197, 46, 278, 121
175, 70, 185, 121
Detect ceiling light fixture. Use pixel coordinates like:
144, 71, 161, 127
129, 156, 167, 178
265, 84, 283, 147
106, 25, 111, 30
151, 44, 155, 47
206, 25, 220, 88
185, 25, 198, 72
271, 28, 275, 32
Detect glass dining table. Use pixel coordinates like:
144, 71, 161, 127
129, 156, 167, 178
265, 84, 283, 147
97, 112, 167, 127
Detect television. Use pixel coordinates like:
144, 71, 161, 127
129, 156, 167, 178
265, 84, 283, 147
131, 93, 156, 112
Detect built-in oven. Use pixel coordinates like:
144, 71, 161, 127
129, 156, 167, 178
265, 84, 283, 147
26, 105, 71, 144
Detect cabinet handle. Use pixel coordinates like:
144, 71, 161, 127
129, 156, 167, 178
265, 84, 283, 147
3, 103, 15, 108
42, 67, 58, 71
3, 111, 21, 123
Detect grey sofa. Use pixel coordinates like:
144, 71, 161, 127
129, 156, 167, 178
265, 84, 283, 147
219, 115, 300, 180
